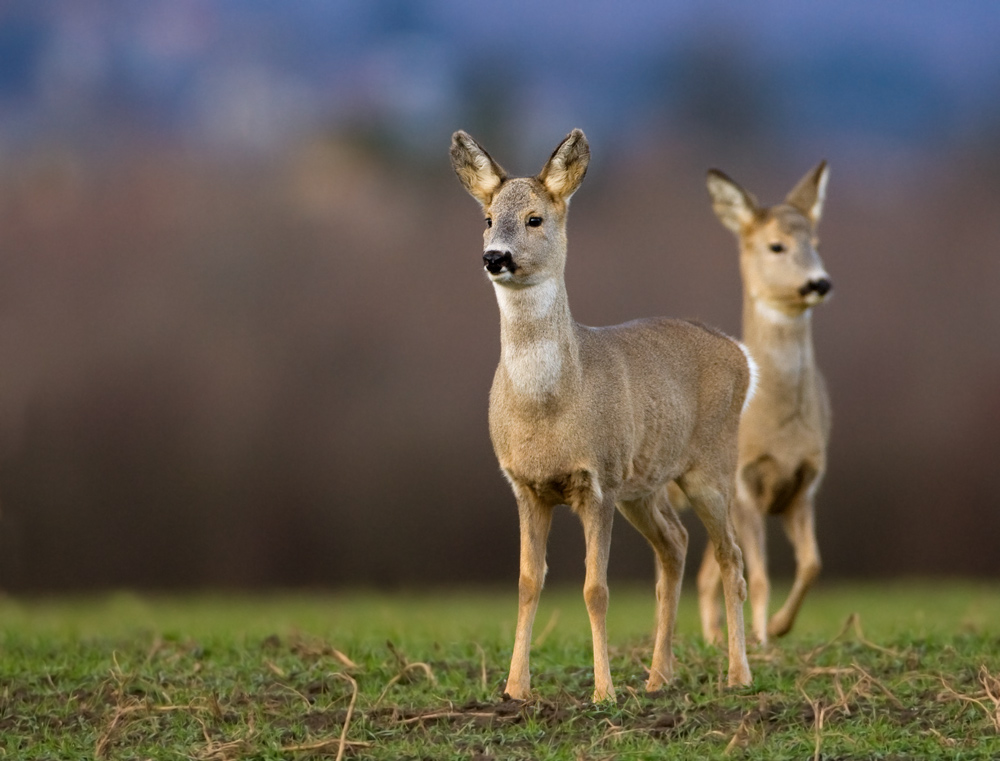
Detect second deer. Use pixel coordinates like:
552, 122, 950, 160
450, 129, 754, 702
699, 163, 833, 645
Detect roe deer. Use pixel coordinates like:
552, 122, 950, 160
450, 129, 754, 702
699, 162, 832, 645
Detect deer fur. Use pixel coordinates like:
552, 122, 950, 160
698, 162, 833, 645
450, 128, 754, 702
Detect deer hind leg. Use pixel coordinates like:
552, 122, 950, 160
677, 470, 752, 688
700, 499, 768, 647
618, 488, 689, 692
573, 477, 616, 703
504, 486, 554, 700
768, 481, 821, 638
732, 484, 770, 646
671, 481, 725, 646
696, 540, 723, 645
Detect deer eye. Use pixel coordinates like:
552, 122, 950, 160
527, 216, 543, 227
485, 218, 492, 228
769, 242, 786, 253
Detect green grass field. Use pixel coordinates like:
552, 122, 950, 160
2, 580, 999, 760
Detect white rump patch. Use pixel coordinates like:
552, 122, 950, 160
737, 341, 760, 414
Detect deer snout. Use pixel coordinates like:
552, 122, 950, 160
799, 278, 832, 297
483, 250, 517, 275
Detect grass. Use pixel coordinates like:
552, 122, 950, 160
1, 580, 1000, 759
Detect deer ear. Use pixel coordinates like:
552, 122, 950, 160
538, 129, 590, 203
786, 161, 829, 226
450, 131, 507, 206
706, 169, 758, 234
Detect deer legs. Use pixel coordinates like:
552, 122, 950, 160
768, 495, 821, 637
618, 489, 689, 691
679, 471, 752, 687
696, 541, 723, 645
504, 492, 553, 701
504, 482, 618, 704
505, 469, 753, 701
699, 476, 822, 645
737, 503, 770, 644
579, 496, 615, 702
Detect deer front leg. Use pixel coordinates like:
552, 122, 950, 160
769, 492, 821, 638
578, 493, 616, 703
504, 489, 553, 700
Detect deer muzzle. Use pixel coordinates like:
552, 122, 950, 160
799, 278, 832, 298
483, 250, 517, 275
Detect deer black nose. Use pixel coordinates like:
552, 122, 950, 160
800, 278, 832, 297
483, 250, 516, 274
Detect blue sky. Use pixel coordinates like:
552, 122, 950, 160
0, 1, 998, 162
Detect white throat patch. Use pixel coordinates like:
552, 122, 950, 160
754, 300, 801, 325
494, 279, 564, 399
493, 278, 560, 321
503, 339, 562, 399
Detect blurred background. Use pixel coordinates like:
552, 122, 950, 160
0, 1, 998, 593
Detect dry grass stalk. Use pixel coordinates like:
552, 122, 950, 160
796, 659, 906, 761
333, 648, 359, 669
95, 700, 209, 758
797, 685, 826, 761
805, 612, 900, 662
936, 666, 1000, 732
475, 642, 488, 692
373, 661, 437, 708
332, 672, 361, 761
193, 715, 252, 761
532, 609, 561, 648
398, 709, 519, 726
724, 711, 755, 754
281, 737, 372, 754
980, 666, 1000, 731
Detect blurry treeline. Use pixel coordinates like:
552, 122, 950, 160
1, 130, 999, 592
1, 2, 1000, 591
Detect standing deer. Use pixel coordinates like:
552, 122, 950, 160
450, 128, 754, 702
699, 163, 832, 645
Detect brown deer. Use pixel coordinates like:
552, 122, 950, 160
450, 128, 754, 702
698, 162, 832, 645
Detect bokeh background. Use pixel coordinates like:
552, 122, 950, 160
0, 2, 998, 593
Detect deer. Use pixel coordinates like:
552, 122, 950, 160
697, 162, 833, 646
450, 128, 754, 703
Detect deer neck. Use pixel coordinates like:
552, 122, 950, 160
494, 277, 580, 405
742, 294, 817, 414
